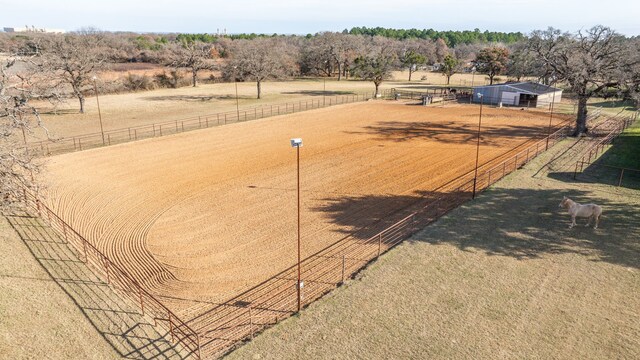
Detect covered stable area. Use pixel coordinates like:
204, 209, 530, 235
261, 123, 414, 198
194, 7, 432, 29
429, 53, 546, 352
472, 82, 562, 108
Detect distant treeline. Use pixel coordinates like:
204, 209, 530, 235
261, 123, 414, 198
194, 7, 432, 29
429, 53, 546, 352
347, 27, 525, 46
172, 27, 525, 46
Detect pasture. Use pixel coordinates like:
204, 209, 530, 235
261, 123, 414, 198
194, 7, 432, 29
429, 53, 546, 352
40, 101, 564, 322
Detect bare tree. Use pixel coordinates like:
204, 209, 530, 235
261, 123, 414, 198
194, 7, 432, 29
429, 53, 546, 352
1, 56, 58, 208
435, 38, 449, 63
167, 40, 218, 87
473, 46, 510, 85
351, 37, 398, 97
36, 33, 110, 113
225, 38, 295, 99
529, 26, 640, 135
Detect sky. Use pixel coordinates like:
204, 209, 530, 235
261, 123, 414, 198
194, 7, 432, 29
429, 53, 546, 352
1, 0, 639, 36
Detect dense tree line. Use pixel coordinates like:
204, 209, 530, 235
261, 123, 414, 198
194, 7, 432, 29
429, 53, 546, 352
347, 27, 524, 46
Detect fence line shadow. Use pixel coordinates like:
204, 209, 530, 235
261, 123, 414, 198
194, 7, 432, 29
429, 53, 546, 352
6, 213, 192, 360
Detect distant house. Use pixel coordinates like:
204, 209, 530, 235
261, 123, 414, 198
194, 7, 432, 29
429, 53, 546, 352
472, 82, 562, 108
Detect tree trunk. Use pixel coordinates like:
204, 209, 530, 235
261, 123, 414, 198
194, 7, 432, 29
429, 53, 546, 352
192, 68, 198, 87
374, 81, 380, 97
408, 67, 413, 81
336, 61, 342, 81
256, 80, 261, 99
446, 75, 451, 85
489, 74, 494, 85
574, 96, 589, 136
72, 83, 85, 113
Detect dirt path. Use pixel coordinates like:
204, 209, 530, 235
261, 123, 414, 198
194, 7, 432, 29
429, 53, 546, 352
41, 102, 563, 317
226, 136, 640, 360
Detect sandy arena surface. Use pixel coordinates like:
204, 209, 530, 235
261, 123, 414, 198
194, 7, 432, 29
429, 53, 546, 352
41, 102, 565, 317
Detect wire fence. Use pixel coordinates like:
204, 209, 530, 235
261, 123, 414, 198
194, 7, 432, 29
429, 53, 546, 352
28, 90, 392, 157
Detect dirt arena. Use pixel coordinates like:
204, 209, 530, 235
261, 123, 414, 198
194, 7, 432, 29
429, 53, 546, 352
41, 102, 566, 317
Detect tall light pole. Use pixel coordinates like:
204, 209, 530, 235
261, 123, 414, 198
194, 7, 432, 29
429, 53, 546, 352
546, 85, 557, 150
472, 93, 484, 199
233, 66, 240, 121
290, 138, 303, 313
92, 76, 105, 145
323, 60, 328, 107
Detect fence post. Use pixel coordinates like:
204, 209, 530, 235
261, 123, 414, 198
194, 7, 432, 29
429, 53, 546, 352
514, 155, 518, 170
618, 168, 625, 187
488, 171, 491, 186
341, 255, 346, 284
134, 129, 137, 140
503, 162, 506, 178
138, 283, 145, 315
169, 312, 175, 342
175, 120, 178, 132
104, 256, 110, 284
249, 307, 254, 339
182, 122, 184, 132
377, 233, 382, 258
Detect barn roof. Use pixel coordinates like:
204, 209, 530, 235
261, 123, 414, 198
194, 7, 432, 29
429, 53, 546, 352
475, 82, 561, 95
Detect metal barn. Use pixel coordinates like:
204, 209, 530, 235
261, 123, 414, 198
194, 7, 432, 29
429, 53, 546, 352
472, 82, 562, 108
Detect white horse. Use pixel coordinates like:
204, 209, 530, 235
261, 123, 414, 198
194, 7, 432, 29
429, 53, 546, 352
558, 196, 602, 229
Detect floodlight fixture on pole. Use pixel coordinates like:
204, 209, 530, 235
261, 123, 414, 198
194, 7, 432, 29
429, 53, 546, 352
92, 76, 105, 145
290, 137, 303, 313
472, 92, 484, 199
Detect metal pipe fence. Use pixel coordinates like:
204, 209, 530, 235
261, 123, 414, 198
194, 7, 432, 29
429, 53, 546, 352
28, 90, 391, 157
18, 186, 202, 359
18, 110, 574, 359
572, 113, 637, 175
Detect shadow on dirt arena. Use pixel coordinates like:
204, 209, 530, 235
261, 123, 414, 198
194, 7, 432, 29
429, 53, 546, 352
313, 187, 639, 270
5, 213, 192, 359
348, 120, 555, 146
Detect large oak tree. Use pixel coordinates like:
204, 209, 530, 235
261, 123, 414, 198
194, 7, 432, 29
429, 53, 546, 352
528, 26, 640, 135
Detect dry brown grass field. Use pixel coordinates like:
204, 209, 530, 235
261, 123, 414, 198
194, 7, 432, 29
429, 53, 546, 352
40, 101, 564, 321
30, 72, 498, 142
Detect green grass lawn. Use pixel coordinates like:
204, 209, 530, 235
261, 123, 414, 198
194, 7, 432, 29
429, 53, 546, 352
600, 119, 640, 169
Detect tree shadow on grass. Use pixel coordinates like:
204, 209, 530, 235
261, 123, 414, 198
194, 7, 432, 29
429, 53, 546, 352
5, 213, 193, 359
312, 187, 639, 269
348, 119, 549, 146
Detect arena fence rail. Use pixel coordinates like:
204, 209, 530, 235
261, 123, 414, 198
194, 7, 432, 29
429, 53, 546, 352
28, 90, 392, 157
